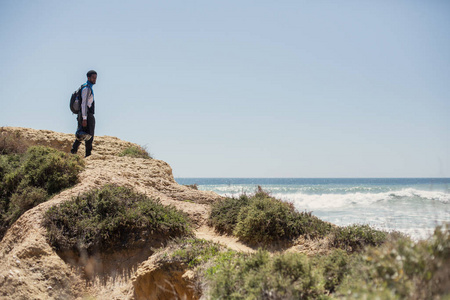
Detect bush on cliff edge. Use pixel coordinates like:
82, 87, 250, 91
43, 184, 192, 254
0, 145, 84, 239
208, 187, 332, 245
119, 145, 152, 159
331, 224, 387, 252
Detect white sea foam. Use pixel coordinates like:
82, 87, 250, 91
389, 188, 449, 203
271, 188, 450, 210
208, 184, 449, 205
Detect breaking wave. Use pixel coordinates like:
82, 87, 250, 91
273, 188, 449, 210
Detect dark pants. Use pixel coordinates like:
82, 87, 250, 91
71, 113, 95, 157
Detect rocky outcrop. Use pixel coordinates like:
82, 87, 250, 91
132, 254, 199, 300
0, 127, 222, 299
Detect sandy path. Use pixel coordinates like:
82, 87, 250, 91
195, 225, 255, 253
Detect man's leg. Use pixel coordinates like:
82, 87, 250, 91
71, 139, 81, 154
85, 114, 95, 157
71, 115, 82, 154
85, 137, 93, 157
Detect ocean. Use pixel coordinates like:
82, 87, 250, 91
175, 178, 450, 240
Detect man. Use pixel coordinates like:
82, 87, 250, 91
71, 70, 97, 157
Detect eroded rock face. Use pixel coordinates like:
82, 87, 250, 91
58, 242, 159, 283
0, 127, 221, 299
0, 207, 83, 300
132, 255, 199, 300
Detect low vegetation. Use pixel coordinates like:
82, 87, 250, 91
205, 226, 449, 299
202, 246, 352, 299
206, 249, 327, 299
209, 187, 332, 245
0, 143, 84, 239
160, 239, 352, 299
43, 184, 191, 253
208, 194, 250, 235
154, 225, 449, 300
336, 224, 450, 299
332, 224, 387, 252
118, 145, 152, 159
168, 238, 223, 268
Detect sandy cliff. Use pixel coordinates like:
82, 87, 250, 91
0, 127, 227, 299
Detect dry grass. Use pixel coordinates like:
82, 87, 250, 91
0, 127, 32, 154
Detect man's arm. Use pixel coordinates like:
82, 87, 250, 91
81, 87, 89, 127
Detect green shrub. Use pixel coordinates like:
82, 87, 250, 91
1, 146, 84, 197
6, 186, 47, 225
0, 154, 24, 198
206, 249, 326, 299
233, 196, 301, 244
337, 224, 450, 299
0, 146, 84, 239
332, 224, 387, 252
429, 223, 450, 259
43, 185, 191, 253
118, 145, 152, 159
20, 146, 84, 194
209, 189, 332, 245
208, 194, 250, 235
170, 238, 222, 268
314, 249, 351, 293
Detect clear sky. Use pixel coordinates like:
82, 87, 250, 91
1, 1, 449, 178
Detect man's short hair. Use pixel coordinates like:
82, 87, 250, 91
87, 70, 97, 78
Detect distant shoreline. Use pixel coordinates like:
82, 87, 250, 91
176, 177, 450, 185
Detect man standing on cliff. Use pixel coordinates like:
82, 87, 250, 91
71, 70, 97, 157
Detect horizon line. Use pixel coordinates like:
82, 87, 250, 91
175, 177, 450, 179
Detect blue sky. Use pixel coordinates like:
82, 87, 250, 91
1, 1, 449, 178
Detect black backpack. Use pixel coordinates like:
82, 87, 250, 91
69, 83, 88, 114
